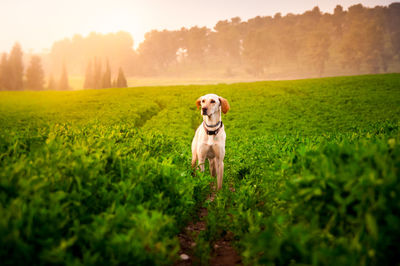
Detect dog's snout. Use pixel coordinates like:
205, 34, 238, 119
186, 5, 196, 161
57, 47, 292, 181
202, 108, 208, 115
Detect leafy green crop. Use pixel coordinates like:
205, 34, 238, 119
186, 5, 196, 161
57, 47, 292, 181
0, 74, 399, 265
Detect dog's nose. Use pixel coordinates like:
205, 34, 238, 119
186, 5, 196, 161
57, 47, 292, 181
202, 108, 208, 115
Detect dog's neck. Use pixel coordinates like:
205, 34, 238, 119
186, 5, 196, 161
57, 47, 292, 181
203, 110, 221, 128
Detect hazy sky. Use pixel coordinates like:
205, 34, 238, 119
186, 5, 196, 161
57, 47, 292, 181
0, 0, 397, 53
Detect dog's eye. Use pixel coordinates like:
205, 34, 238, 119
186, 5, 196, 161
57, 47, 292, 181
202, 100, 205, 103
210, 100, 215, 103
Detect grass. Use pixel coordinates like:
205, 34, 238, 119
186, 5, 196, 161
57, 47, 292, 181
0, 73, 399, 265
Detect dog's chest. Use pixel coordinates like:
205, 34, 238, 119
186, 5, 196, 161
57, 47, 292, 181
202, 136, 222, 159
205, 144, 216, 158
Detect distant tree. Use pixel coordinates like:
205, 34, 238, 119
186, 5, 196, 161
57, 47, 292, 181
334, 5, 344, 15
242, 28, 278, 76
182, 26, 210, 63
93, 57, 102, 89
306, 30, 331, 76
26, 56, 45, 90
102, 59, 112, 88
50, 31, 135, 76
299, 10, 331, 77
339, 4, 386, 73
47, 74, 56, 90
83, 60, 94, 89
212, 17, 243, 63
0, 53, 8, 90
0, 57, 2, 90
111, 78, 117, 88
339, 31, 364, 71
9, 43, 24, 90
364, 16, 386, 73
58, 63, 69, 90
137, 30, 181, 74
386, 3, 400, 62
333, 5, 345, 37
116, 67, 127, 88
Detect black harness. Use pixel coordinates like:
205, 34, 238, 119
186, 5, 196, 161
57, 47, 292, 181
203, 121, 223, 135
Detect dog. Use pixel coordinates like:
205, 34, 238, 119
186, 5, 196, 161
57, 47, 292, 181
191, 94, 230, 190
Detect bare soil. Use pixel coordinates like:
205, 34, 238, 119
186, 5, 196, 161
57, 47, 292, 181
175, 193, 242, 266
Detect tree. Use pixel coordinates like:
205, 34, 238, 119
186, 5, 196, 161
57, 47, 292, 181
304, 29, 331, 76
58, 63, 69, 90
111, 78, 117, 88
50, 31, 135, 76
47, 74, 56, 90
93, 57, 102, 89
339, 4, 386, 73
242, 28, 278, 76
9, 43, 24, 90
116, 67, 127, 88
299, 12, 332, 77
102, 59, 111, 88
212, 17, 243, 63
182, 26, 210, 63
333, 5, 345, 37
0, 53, 8, 90
26, 56, 45, 90
83, 60, 94, 89
137, 30, 181, 75
387, 3, 400, 58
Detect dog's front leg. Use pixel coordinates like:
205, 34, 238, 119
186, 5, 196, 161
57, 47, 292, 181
209, 158, 217, 177
197, 144, 209, 172
197, 154, 206, 172
191, 153, 197, 169
216, 160, 224, 190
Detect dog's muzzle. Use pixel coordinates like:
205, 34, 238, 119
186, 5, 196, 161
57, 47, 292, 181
202, 108, 208, 115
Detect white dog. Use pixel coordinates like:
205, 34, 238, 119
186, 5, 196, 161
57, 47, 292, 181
191, 94, 230, 190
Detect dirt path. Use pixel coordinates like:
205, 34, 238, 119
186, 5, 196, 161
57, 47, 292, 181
209, 232, 242, 266
175, 193, 242, 266
175, 207, 208, 266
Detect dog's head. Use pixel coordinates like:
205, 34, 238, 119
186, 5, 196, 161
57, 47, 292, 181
196, 94, 230, 116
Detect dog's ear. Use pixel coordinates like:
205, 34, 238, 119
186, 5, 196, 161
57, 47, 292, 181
196, 98, 202, 109
219, 97, 230, 114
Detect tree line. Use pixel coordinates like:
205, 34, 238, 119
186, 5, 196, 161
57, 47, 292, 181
83, 58, 127, 89
0, 43, 128, 90
48, 3, 400, 79
134, 3, 400, 78
0, 43, 69, 90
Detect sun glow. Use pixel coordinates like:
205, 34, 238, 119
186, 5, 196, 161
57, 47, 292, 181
81, 12, 146, 49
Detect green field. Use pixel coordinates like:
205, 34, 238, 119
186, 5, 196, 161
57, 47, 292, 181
1, 74, 400, 265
